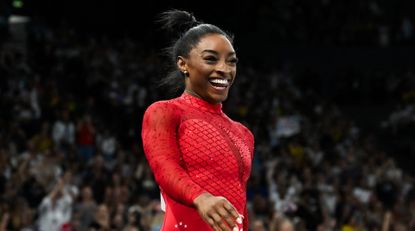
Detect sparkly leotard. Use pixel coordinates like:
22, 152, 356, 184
141, 92, 254, 231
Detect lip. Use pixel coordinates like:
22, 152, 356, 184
209, 77, 232, 81
208, 77, 233, 85
208, 77, 232, 91
209, 84, 228, 92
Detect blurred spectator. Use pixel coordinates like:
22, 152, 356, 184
37, 172, 78, 231
52, 110, 75, 152
88, 204, 114, 231
97, 129, 118, 170
30, 122, 53, 155
269, 214, 295, 231
76, 114, 96, 162
72, 186, 97, 231
0, 7, 414, 230
123, 206, 143, 231
252, 219, 267, 231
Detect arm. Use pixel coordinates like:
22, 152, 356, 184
49, 177, 65, 201
141, 102, 206, 206
142, 102, 242, 230
381, 211, 392, 231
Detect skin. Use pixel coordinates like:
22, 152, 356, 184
95, 204, 110, 229
177, 33, 238, 104
177, 33, 241, 230
280, 221, 294, 231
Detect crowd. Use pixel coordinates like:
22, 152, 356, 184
245, 0, 415, 47
0, 10, 415, 231
381, 69, 415, 132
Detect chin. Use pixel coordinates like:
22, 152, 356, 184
209, 93, 228, 104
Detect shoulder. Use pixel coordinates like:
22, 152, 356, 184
222, 114, 254, 141
142, 98, 184, 127
235, 121, 254, 142
224, 114, 254, 144
231, 121, 255, 155
143, 99, 181, 117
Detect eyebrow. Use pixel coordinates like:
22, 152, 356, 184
201, 49, 236, 56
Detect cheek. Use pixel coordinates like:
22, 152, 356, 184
196, 64, 214, 76
232, 68, 237, 76
191, 65, 212, 82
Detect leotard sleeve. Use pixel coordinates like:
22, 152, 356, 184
141, 101, 207, 206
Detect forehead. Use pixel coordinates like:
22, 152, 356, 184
192, 34, 235, 54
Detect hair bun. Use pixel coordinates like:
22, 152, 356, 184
158, 9, 200, 37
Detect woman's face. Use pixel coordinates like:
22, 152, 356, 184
178, 33, 237, 104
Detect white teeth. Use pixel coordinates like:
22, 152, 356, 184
210, 79, 229, 85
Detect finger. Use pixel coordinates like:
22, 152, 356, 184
223, 202, 240, 219
215, 225, 222, 231
206, 217, 215, 226
217, 207, 236, 229
210, 213, 231, 231
206, 217, 218, 231
207, 217, 223, 231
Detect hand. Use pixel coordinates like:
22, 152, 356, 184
193, 192, 243, 231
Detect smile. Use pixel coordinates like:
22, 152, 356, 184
208, 78, 230, 90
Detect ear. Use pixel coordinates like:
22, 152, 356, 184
177, 56, 188, 73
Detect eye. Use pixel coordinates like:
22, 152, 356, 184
204, 56, 218, 63
228, 57, 238, 64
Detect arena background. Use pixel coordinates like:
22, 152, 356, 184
1, 0, 415, 230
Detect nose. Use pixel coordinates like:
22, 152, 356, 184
215, 60, 232, 75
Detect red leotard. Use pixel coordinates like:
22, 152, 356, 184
141, 92, 254, 231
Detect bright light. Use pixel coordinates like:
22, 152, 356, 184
12, 0, 24, 8
9, 15, 30, 24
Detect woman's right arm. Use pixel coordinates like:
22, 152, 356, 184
141, 102, 207, 206
142, 102, 241, 231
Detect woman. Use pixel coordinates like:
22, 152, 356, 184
141, 9, 254, 231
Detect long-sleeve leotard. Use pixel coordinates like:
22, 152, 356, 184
142, 92, 254, 231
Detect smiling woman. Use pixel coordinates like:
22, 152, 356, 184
141, 9, 254, 231
178, 33, 238, 104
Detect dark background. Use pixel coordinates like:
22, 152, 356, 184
10, 0, 413, 168
1, 0, 415, 230
1, 0, 414, 179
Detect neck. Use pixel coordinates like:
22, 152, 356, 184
184, 89, 202, 100
184, 89, 221, 105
